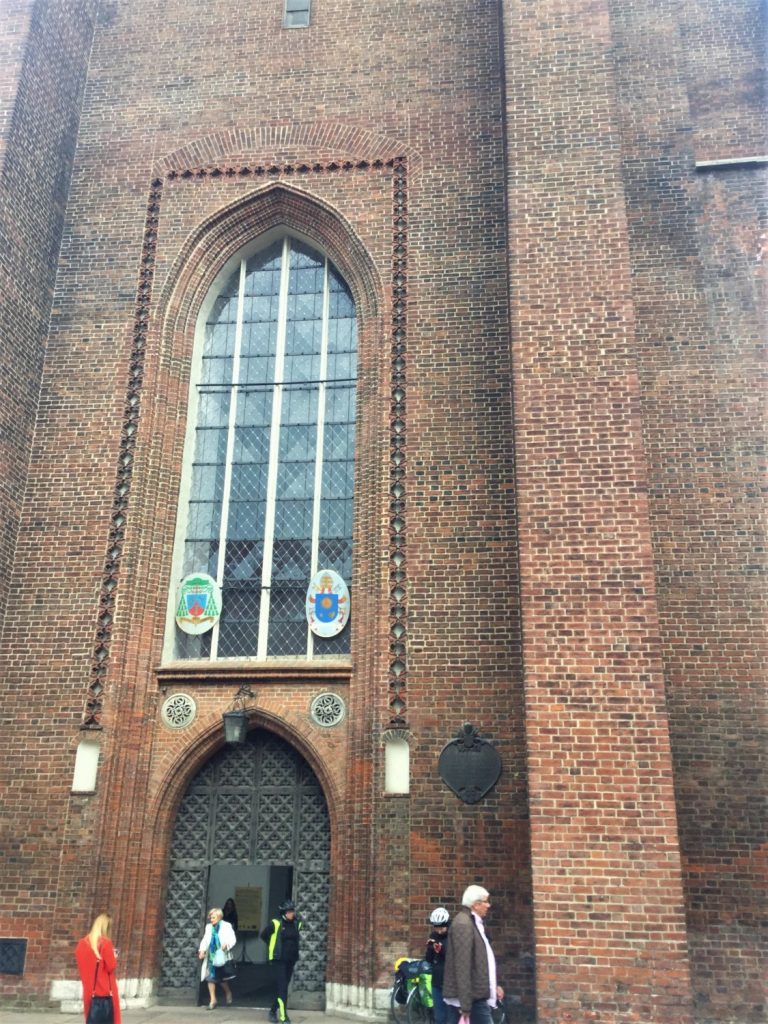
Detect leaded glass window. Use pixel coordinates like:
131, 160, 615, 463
170, 237, 356, 660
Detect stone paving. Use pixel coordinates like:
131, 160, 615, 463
0, 1009, 371, 1024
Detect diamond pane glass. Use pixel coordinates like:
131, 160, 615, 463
175, 625, 213, 659
217, 582, 260, 657
174, 238, 355, 659
267, 583, 308, 656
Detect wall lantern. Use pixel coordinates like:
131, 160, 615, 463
222, 684, 258, 744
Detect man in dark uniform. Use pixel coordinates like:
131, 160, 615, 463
261, 899, 302, 1024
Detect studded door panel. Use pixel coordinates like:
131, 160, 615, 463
160, 730, 330, 993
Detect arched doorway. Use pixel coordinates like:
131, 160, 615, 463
160, 728, 330, 1007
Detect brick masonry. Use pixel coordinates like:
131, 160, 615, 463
0, 0, 97, 635
0, 1, 764, 1022
606, 1, 767, 1020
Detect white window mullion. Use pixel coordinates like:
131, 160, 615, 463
210, 259, 247, 659
258, 238, 291, 658
307, 258, 331, 657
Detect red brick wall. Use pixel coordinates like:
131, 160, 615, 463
0, 1, 96, 1004
0, 0, 763, 1020
606, 0, 767, 1018
501, 0, 695, 1020
681, 0, 767, 163
0, 0, 97, 635
0, 0, 533, 1011
669, 169, 768, 1024
0, 0, 33, 166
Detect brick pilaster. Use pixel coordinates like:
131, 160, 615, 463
502, 1, 694, 1020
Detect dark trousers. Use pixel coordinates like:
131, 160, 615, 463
447, 999, 493, 1024
432, 985, 448, 1024
270, 959, 296, 1021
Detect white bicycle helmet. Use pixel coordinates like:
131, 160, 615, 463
429, 907, 450, 926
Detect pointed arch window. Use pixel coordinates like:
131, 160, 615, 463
168, 236, 356, 660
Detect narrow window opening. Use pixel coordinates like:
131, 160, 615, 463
283, 0, 311, 28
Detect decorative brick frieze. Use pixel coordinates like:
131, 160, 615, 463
82, 177, 164, 728
388, 157, 408, 724
82, 157, 411, 732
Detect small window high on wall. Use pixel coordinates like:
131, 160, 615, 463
168, 236, 356, 660
284, 0, 311, 28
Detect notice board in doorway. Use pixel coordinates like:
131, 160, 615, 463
235, 886, 263, 931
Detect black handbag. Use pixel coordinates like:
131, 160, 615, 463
87, 996, 114, 1024
86, 960, 114, 1024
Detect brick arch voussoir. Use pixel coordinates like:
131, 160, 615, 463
154, 121, 422, 178
142, 713, 341, 982
148, 710, 342, 856
158, 181, 383, 343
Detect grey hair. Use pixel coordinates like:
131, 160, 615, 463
461, 885, 489, 908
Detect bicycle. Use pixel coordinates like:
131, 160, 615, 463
406, 980, 433, 1024
390, 960, 409, 1023
391, 959, 506, 1024
390, 958, 433, 1024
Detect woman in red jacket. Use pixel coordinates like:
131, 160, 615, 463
75, 913, 121, 1024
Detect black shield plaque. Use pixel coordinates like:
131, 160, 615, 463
438, 723, 502, 804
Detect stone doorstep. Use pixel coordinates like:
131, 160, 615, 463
43, 980, 388, 1020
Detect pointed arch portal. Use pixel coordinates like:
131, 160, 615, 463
160, 729, 330, 1008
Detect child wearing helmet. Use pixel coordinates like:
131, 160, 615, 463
425, 908, 450, 1024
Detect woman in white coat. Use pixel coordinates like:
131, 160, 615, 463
198, 907, 236, 1009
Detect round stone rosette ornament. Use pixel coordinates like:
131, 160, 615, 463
305, 569, 350, 638
310, 692, 346, 728
161, 693, 197, 730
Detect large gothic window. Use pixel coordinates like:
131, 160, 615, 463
169, 236, 356, 660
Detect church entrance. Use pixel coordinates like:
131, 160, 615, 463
159, 729, 330, 1008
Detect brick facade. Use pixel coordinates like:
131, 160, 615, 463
0, 1, 764, 1022
0, 0, 97, 634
